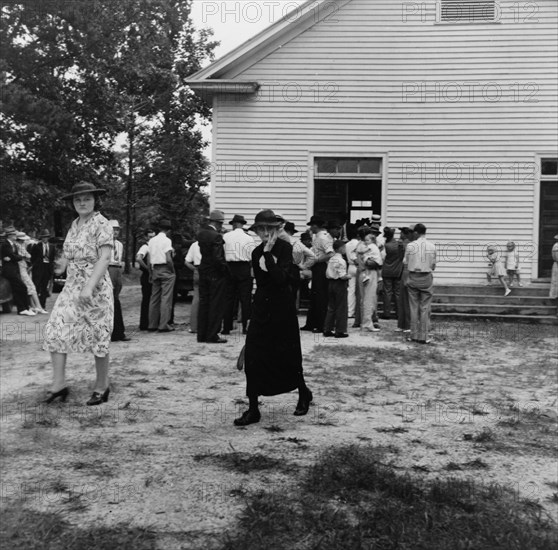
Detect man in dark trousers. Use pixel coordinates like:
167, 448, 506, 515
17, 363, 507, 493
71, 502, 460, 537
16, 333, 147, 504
30, 229, 55, 309
1, 226, 34, 316
197, 210, 230, 343
300, 215, 334, 333
108, 220, 130, 342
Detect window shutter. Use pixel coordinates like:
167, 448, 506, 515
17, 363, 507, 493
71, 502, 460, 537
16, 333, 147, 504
440, 0, 496, 23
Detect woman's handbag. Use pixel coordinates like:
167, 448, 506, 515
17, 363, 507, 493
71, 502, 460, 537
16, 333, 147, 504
236, 345, 245, 371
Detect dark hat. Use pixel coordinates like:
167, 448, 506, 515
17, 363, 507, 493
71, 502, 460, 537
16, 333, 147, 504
38, 229, 51, 238
229, 214, 247, 225
159, 219, 172, 229
413, 223, 427, 234
284, 222, 298, 234
249, 209, 281, 231
369, 226, 381, 234
307, 215, 326, 227
383, 226, 395, 236
398, 226, 414, 233
3, 225, 17, 235
208, 210, 225, 223
61, 181, 106, 200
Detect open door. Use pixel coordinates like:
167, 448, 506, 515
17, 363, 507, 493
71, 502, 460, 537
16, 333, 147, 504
313, 157, 382, 224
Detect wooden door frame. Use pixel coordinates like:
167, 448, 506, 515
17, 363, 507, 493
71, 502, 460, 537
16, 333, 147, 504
533, 153, 557, 279
306, 151, 388, 222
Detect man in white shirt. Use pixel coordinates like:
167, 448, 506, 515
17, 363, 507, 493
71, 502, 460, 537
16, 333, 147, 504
403, 223, 436, 344
344, 225, 359, 318
108, 220, 130, 341
185, 240, 201, 333
147, 219, 175, 332
222, 214, 255, 334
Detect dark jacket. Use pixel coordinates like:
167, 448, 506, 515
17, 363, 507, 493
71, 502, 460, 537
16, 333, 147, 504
30, 241, 55, 271
244, 237, 302, 397
196, 225, 229, 276
382, 239, 404, 279
1, 240, 23, 277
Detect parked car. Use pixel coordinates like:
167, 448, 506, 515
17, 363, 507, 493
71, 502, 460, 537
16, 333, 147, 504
173, 238, 194, 299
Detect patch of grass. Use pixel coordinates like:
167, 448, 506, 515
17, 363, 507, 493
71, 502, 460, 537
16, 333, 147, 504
0, 502, 158, 549
264, 425, 284, 433
71, 460, 115, 478
223, 445, 557, 550
193, 452, 289, 475
311, 345, 457, 374
374, 426, 408, 434
473, 428, 495, 443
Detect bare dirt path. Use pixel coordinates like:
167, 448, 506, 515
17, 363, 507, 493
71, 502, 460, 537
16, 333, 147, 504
1, 284, 556, 548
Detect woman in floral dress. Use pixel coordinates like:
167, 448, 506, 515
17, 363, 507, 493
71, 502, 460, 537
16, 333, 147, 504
43, 182, 114, 406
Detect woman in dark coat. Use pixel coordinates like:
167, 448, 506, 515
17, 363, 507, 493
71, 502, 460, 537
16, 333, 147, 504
234, 209, 313, 426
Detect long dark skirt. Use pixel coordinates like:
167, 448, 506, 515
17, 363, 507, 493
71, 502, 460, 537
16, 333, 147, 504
244, 286, 303, 397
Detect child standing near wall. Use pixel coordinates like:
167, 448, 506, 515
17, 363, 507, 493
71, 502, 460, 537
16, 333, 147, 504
504, 241, 523, 287
486, 246, 511, 296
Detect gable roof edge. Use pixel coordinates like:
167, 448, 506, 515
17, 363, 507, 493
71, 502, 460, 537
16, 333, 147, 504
190, 0, 351, 81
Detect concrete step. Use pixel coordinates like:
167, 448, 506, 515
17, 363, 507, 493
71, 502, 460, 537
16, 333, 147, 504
431, 303, 555, 316
431, 294, 555, 306
432, 312, 558, 326
434, 284, 550, 297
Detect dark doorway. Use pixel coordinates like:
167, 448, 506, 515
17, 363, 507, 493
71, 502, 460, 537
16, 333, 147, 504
313, 157, 383, 224
538, 158, 558, 278
314, 179, 382, 224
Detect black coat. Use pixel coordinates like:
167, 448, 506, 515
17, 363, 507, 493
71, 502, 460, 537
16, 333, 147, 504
244, 238, 303, 397
1, 240, 22, 278
196, 225, 229, 277
30, 241, 55, 272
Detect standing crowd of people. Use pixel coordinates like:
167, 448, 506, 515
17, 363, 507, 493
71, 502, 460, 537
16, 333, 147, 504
4, 180, 556, 426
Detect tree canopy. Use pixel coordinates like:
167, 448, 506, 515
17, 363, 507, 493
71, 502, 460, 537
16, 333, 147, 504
1, 0, 216, 245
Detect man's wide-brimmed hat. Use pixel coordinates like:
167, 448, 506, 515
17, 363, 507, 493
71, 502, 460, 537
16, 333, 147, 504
369, 226, 381, 234
307, 215, 326, 227
61, 181, 106, 200
3, 225, 17, 235
249, 209, 282, 231
229, 214, 247, 225
208, 210, 225, 223
284, 221, 298, 234
16, 232, 27, 239
38, 229, 51, 238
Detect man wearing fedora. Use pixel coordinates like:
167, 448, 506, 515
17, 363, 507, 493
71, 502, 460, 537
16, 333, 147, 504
30, 228, 56, 309
147, 219, 176, 332
108, 220, 130, 341
197, 210, 230, 343
300, 215, 334, 333
223, 214, 255, 335
1, 226, 34, 315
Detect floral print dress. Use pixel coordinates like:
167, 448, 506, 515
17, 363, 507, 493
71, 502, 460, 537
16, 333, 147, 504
43, 213, 114, 357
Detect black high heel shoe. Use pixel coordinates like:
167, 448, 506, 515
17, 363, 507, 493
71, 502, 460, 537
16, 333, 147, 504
294, 388, 313, 416
86, 387, 110, 406
44, 387, 69, 404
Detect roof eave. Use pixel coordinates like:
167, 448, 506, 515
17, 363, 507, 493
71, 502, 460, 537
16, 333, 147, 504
189, 0, 342, 81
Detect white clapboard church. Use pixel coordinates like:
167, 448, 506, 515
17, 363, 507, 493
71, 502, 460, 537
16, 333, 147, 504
187, 0, 558, 287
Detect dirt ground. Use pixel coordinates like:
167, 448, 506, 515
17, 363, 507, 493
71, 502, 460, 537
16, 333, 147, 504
1, 281, 557, 548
